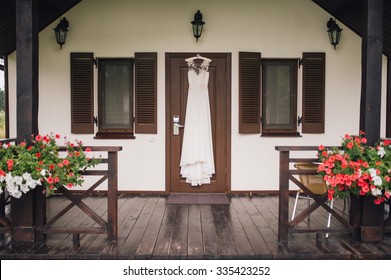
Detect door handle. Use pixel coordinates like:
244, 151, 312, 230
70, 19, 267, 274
173, 115, 184, 135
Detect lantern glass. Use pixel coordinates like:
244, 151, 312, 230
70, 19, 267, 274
55, 30, 68, 48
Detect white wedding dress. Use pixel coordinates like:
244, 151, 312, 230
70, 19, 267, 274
180, 57, 215, 186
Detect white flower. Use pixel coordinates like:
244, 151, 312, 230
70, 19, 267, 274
378, 147, 386, 158
371, 188, 382, 196
40, 169, 47, 176
368, 168, 377, 178
19, 183, 30, 194
22, 172, 32, 181
373, 175, 383, 186
13, 176, 23, 186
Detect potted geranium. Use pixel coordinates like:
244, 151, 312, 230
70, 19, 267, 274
0, 133, 100, 198
317, 131, 389, 242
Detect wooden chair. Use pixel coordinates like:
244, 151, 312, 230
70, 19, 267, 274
291, 163, 333, 237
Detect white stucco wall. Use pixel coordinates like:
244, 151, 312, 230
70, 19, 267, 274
7, 0, 388, 192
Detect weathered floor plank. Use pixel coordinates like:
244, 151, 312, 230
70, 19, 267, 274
152, 204, 177, 259
1, 194, 391, 260
169, 205, 188, 259
200, 205, 220, 259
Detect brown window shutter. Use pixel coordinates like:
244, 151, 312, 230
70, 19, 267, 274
135, 52, 157, 134
302, 52, 325, 133
70, 52, 94, 134
239, 52, 261, 133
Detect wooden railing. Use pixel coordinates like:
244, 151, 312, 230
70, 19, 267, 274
275, 146, 352, 241
40, 146, 122, 245
0, 142, 122, 245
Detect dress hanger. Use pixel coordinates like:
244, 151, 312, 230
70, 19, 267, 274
185, 53, 212, 63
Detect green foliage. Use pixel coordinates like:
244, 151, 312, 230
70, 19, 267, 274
0, 133, 101, 198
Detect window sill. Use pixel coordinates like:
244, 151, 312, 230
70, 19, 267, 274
260, 132, 302, 137
94, 132, 135, 139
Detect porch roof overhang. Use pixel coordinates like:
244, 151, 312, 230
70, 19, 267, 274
0, 1, 390, 57
313, 0, 391, 58
0, 0, 81, 56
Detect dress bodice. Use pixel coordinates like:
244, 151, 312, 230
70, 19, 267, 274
186, 59, 210, 87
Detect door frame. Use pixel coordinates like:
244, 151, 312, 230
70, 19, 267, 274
165, 52, 232, 194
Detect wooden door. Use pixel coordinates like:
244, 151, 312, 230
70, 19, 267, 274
166, 53, 231, 193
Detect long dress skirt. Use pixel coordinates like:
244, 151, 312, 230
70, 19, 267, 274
180, 66, 215, 186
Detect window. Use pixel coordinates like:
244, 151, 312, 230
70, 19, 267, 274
96, 58, 134, 139
261, 59, 298, 136
239, 52, 325, 135
70, 52, 157, 138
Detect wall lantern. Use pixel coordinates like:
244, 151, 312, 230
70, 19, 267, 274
191, 10, 205, 42
327, 18, 342, 49
53, 17, 69, 49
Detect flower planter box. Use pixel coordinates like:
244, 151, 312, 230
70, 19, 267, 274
350, 195, 384, 242
10, 185, 46, 243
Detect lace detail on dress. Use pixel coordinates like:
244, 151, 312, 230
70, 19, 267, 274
186, 59, 210, 75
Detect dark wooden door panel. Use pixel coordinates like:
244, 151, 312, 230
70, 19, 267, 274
166, 53, 231, 193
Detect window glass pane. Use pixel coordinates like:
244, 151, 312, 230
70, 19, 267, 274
262, 59, 297, 133
263, 65, 291, 127
99, 59, 133, 131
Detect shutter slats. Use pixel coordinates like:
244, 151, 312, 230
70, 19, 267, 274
135, 52, 157, 133
302, 52, 325, 133
71, 53, 94, 134
239, 52, 261, 133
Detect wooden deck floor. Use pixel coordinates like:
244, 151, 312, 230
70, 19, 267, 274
1, 194, 391, 260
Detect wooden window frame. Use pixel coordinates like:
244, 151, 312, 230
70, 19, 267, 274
261, 58, 299, 137
95, 57, 135, 139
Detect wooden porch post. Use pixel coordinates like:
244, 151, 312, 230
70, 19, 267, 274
359, 0, 383, 145
356, 0, 385, 242
386, 57, 391, 137
12, 0, 42, 243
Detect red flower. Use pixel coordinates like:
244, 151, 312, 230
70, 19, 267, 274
67, 183, 73, 188
46, 177, 54, 184
63, 159, 70, 166
0, 170, 5, 177
85, 147, 92, 152
384, 140, 391, 146
36, 152, 41, 158
346, 142, 354, 149
35, 134, 43, 141
55, 134, 61, 139
6, 159, 14, 171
